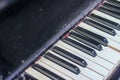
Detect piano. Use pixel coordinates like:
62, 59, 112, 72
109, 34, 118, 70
0, 0, 120, 80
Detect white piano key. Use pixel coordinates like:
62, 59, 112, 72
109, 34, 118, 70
88, 17, 120, 37
97, 20, 120, 37
68, 34, 120, 64
92, 10, 120, 24
48, 50, 104, 80
79, 22, 120, 51
66, 35, 120, 64
36, 60, 73, 80
56, 40, 114, 70
25, 67, 51, 80
53, 44, 109, 76
81, 22, 120, 44
107, 38, 120, 52
66, 36, 119, 64
92, 47, 120, 65
100, 46, 120, 64
86, 45, 120, 64
114, 29, 120, 37
106, 1, 119, 6
39, 57, 91, 80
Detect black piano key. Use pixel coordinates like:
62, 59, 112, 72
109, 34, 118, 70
44, 52, 80, 74
23, 73, 37, 80
84, 18, 116, 36
74, 27, 108, 46
108, 0, 120, 7
90, 14, 120, 30
103, 2, 120, 12
62, 38, 97, 57
32, 64, 65, 80
98, 7, 120, 19
70, 31, 102, 51
53, 46, 87, 67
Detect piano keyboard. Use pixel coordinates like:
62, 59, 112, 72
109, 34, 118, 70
22, 0, 120, 80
